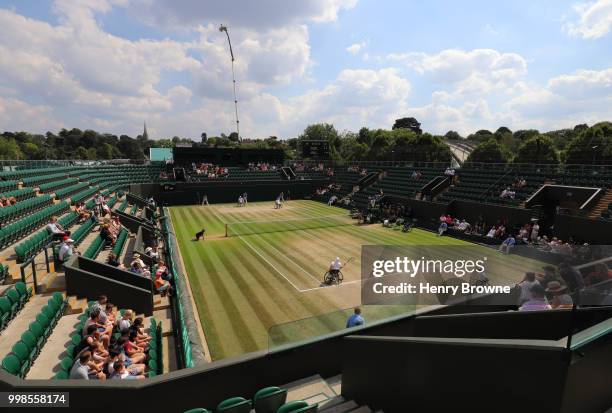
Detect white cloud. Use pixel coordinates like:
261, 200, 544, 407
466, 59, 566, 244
126, 0, 357, 30
346, 42, 364, 55
565, 0, 612, 39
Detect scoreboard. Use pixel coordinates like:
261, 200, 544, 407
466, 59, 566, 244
301, 140, 330, 159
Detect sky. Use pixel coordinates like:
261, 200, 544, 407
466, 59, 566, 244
0, 0, 611, 140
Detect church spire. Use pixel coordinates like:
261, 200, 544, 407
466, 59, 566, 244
143, 121, 149, 140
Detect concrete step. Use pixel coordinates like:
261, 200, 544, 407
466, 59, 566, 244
319, 400, 359, 413
26, 313, 81, 379
154, 294, 171, 311
325, 374, 342, 397
348, 406, 372, 413
283, 374, 336, 403
153, 307, 173, 337
67, 295, 88, 314
319, 396, 347, 410
161, 335, 178, 373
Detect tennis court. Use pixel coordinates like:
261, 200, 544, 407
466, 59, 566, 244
169, 200, 545, 360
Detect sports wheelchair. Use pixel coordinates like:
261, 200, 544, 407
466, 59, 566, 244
323, 269, 344, 285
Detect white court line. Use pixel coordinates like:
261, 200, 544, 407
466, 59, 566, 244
209, 203, 361, 293
209, 205, 304, 292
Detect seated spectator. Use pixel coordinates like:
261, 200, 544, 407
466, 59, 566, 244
156, 261, 171, 282
76, 325, 108, 354
131, 253, 146, 269
90, 295, 114, 325
516, 272, 540, 305
154, 271, 172, 296
70, 351, 106, 380
110, 360, 145, 380
100, 224, 116, 246
83, 309, 112, 339
500, 187, 516, 199
118, 336, 146, 363
75, 202, 91, 223
499, 235, 516, 254
107, 252, 121, 268
486, 226, 496, 238
537, 266, 563, 289
558, 261, 585, 292
130, 317, 152, 345
519, 284, 552, 311
144, 246, 159, 260
584, 263, 612, 286
118, 310, 133, 332
546, 281, 573, 309
47, 216, 69, 240
106, 349, 145, 379
437, 221, 448, 237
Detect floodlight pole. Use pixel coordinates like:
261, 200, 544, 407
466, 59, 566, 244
219, 24, 241, 142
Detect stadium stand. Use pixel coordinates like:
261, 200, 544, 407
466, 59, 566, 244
0, 158, 610, 412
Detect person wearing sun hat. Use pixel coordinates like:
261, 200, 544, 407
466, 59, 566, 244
546, 281, 573, 309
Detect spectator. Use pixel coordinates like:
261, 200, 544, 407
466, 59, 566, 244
546, 281, 574, 309
438, 221, 448, 236
154, 271, 171, 296
47, 216, 69, 240
499, 235, 516, 254
145, 246, 159, 260
58, 237, 77, 263
537, 266, 563, 289
100, 224, 116, 246
558, 261, 585, 292
519, 284, 552, 311
516, 272, 540, 305
346, 307, 365, 328
70, 351, 105, 380
111, 360, 145, 380
107, 252, 121, 268
118, 310, 132, 331
584, 263, 612, 286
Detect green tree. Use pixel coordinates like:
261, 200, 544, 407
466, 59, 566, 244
444, 130, 462, 140
565, 122, 612, 165
514, 135, 559, 164
0, 137, 24, 159
467, 129, 495, 143
392, 117, 422, 134
513, 129, 539, 142
466, 139, 511, 164
75, 146, 88, 160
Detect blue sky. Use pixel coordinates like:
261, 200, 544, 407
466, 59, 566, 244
0, 0, 611, 139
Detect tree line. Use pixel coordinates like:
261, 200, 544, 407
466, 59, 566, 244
0, 117, 610, 165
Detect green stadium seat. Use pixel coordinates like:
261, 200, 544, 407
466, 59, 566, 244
55, 371, 69, 379
14, 281, 32, 303
1, 354, 22, 377
59, 357, 73, 373
10, 341, 32, 377
254, 387, 288, 413
216, 397, 252, 413
28, 321, 45, 348
21, 331, 40, 356
5, 290, 20, 316
276, 401, 317, 413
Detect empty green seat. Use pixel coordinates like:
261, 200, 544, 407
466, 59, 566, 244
254, 387, 288, 413
216, 397, 252, 413
21, 331, 40, 355
55, 371, 69, 379
59, 357, 73, 373
15, 281, 32, 303
276, 401, 317, 413
11, 341, 32, 377
1, 354, 22, 377
5, 289, 21, 315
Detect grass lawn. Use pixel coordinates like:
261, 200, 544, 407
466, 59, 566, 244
169, 200, 544, 360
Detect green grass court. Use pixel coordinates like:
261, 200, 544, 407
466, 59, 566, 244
169, 200, 545, 360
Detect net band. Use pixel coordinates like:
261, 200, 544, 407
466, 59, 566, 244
226, 214, 353, 237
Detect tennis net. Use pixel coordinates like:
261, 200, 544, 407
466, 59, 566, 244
225, 214, 354, 237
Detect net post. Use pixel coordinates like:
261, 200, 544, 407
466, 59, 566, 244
225, 223, 228, 237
